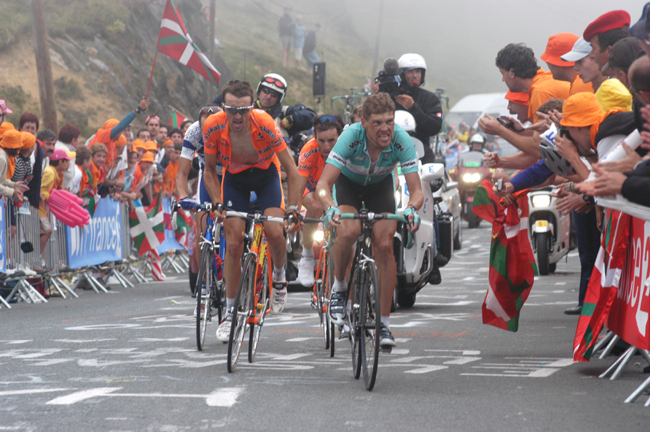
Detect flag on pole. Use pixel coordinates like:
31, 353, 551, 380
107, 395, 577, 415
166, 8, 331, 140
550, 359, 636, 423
157, 0, 221, 86
147, 250, 166, 281
174, 208, 193, 248
169, 110, 186, 128
473, 180, 536, 332
129, 192, 166, 256
573, 209, 631, 362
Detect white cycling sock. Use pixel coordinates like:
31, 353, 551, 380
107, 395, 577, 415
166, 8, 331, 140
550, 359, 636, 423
226, 297, 235, 311
380, 316, 390, 330
273, 266, 286, 283
332, 277, 347, 293
301, 248, 314, 259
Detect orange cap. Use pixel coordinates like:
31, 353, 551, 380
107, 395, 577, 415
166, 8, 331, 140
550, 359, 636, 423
163, 139, 173, 148
1, 129, 24, 149
103, 118, 119, 130
132, 138, 146, 150
144, 140, 158, 152
20, 131, 36, 150
560, 93, 603, 128
505, 91, 529, 105
115, 134, 127, 147
140, 152, 155, 163
0, 121, 15, 137
541, 33, 580, 67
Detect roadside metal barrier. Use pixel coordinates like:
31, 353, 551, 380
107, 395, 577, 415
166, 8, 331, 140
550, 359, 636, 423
1, 195, 191, 308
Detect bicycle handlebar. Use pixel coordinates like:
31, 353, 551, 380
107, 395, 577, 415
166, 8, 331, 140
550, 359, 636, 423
325, 212, 413, 249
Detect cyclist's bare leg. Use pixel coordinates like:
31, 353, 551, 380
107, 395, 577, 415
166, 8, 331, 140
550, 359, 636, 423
331, 205, 360, 283
223, 217, 246, 300
371, 219, 398, 317
302, 192, 323, 251
262, 207, 286, 271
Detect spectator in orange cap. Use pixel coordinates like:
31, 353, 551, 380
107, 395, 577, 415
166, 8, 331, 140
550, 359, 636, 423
584, 10, 631, 74
132, 138, 146, 161
0, 129, 29, 201
541, 33, 593, 96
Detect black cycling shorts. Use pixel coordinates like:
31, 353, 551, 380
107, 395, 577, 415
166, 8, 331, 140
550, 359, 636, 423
222, 165, 284, 212
334, 173, 396, 214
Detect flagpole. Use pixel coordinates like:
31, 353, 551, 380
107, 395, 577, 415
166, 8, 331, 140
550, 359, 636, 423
146, 51, 159, 98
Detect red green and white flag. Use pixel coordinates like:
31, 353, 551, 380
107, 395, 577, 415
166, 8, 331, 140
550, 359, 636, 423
573, 209, 631, 362
147, 250, 166, 281
174, 207, 193, 248
473, 180, 536, 332
157, 0, 221, 86
169, 110, 186, 128
129, 192, 166, 256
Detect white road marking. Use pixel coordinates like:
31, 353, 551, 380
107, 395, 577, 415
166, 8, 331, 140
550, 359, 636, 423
206, 387, 244, 407
46, 387, 122, 405
0, 388, 71, 396
0, 340, 32, 344
53, 339, 116, 343
286, 337, 320, 342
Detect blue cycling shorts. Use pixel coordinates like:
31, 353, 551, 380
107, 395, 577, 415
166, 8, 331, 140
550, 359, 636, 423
222, 165, 284, 212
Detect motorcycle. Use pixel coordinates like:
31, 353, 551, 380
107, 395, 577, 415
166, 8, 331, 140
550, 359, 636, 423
528, 187, 574, 275
393, 139, 446, 307
450, 151, 491, 228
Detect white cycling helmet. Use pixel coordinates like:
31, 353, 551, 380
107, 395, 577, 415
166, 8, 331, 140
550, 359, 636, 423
257, 73, 288, 103
469, 133, 486, 145
398, 53, 427, 85
394, 110, 416, 133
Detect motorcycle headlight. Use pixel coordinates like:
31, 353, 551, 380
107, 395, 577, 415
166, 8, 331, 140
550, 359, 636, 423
462, 173, 481, 183
313, 230, 324, 243
531, 194, 551, 208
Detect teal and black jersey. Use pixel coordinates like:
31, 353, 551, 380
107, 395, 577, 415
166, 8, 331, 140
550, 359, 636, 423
326, 122, 418, 185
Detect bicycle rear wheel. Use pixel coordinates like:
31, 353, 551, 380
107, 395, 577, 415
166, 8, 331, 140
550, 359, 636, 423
227, 254, 255, 372
248, 253, 270, 362
360, 262, 380, 391
196, 244, 212, 351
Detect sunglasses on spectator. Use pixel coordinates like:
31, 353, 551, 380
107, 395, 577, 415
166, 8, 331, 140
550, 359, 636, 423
261, 87, 281, 97
262, 76, 286, 89
223, 105, 254, 115
315, 115, 341, 125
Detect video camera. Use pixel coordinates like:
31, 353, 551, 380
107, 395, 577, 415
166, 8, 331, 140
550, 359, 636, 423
375, 58, 401, 99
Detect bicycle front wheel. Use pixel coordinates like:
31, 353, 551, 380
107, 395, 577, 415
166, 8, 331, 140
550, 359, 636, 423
196, 244, 212, 351
360, 262, 381, 391
248, 252, 270, 362
349, 266, 362, 380
227, 254, 256, 372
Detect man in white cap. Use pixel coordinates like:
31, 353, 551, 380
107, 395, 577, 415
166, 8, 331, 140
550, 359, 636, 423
562, 37, 632, 111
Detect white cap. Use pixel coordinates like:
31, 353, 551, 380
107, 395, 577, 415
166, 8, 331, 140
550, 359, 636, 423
560, 37, 591, 62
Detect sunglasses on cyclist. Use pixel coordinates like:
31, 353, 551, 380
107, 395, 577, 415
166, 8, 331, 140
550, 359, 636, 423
262, 76, 286, 89
261, 87, 281, 97
315, 115, 341, 125
223, 105, 254, 115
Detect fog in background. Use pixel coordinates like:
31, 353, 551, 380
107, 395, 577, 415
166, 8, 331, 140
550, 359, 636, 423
342, 0, 643, 105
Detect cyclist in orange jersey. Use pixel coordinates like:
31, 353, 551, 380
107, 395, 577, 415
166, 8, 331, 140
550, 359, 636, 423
295, 114, 344, 287
203, 80, 302, 342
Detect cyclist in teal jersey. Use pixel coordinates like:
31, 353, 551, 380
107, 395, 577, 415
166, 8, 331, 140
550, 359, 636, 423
316, 93, 424, 347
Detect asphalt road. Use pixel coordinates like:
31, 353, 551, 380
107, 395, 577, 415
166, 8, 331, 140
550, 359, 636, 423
2, 222, 649, 431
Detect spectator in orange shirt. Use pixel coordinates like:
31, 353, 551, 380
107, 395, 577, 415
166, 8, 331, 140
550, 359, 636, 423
541, 33, 593, 96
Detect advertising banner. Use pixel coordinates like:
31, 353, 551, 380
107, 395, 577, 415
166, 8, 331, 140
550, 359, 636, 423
608, 217, 650, 350
66, 197, 123, 267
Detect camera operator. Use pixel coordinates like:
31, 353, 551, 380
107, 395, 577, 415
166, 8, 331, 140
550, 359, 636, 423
374, 54, 444, 163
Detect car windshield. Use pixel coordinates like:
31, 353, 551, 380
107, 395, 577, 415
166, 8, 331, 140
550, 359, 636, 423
446, 111, 482, 129
458, 151, 484, 167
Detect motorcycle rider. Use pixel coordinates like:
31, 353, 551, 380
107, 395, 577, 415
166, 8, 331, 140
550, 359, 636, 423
464, 133, 489, 154
393, 54, 444, 164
